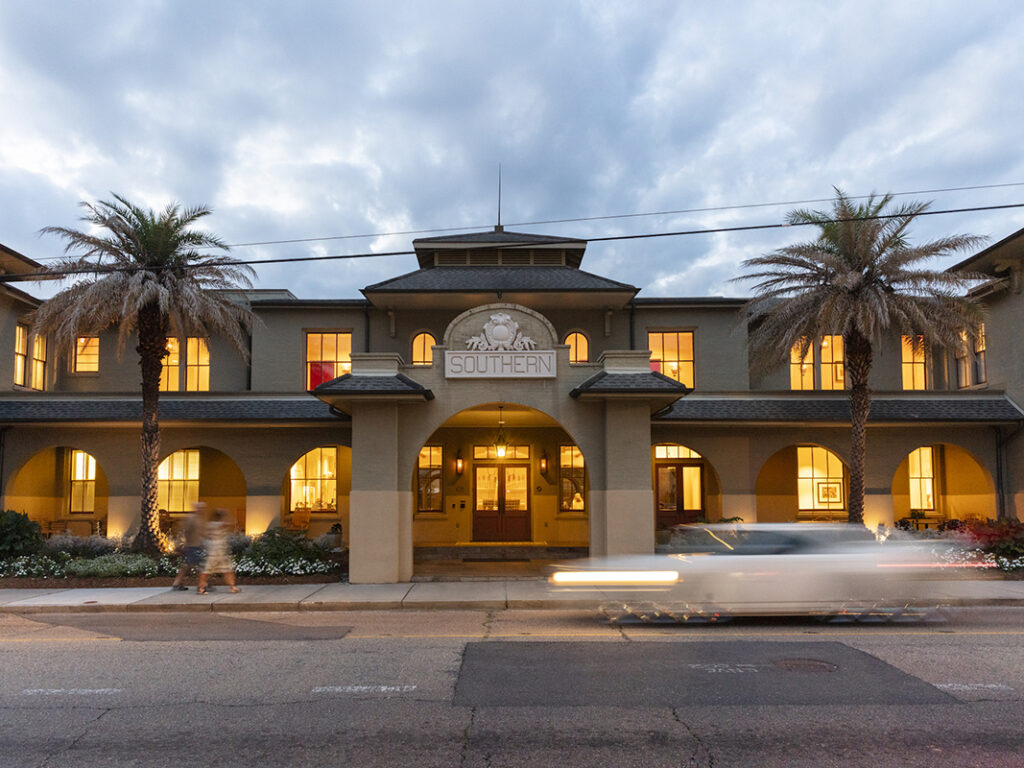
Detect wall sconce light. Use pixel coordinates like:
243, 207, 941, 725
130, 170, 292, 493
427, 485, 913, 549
539, 449, 548, 475
494, 405, 507, 458
455, 449, 464, 475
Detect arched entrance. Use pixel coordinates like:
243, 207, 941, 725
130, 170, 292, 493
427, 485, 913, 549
158, 447, 247, 533
890, 443, 995, 527
7, 446, 109, 537
411, 402, 589, 573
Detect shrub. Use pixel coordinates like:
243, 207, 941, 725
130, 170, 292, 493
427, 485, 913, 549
0, 510, 43, 558
63, 553, 174, 578
246, 527, 325, 564
0, 554, 68, 578
962, 519, 1024, 559
44, 534, 118, 559
227, 532, 252, 557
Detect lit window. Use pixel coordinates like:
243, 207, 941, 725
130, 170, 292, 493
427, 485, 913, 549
654, 444, 702, 460
901, 335, 927, 390
30, 334, 46, 391
790, 340, 814, 390
957, 326, 987, 389
559, 445, 586, 512
974, 325, 987, 386
411, 332, 436, 366
306, 332, 352, 389
157, 449, 199, 513
289, 446, 337, 513
908, 447, 934, 512
797, 446, 845, 511
648, 331, 694, 387
14, 323, 28, 386
185, 338, 210, 391
160, 338, 180, 392
74, 336, 99, 373
417, 446, 443, 513
68, 449, 97, 514
565, 332, 589, 364
819, 335, 845, 390
473, 445, 530, 459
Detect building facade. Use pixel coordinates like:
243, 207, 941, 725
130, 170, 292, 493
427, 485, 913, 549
0, 228, 1021, 583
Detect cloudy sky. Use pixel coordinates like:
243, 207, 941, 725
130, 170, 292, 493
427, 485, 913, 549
2, 1, 1023, 300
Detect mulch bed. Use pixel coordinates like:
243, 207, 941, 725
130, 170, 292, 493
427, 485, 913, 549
0, 574, 346, 589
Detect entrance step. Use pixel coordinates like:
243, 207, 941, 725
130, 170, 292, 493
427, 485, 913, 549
414, 545, 588, 562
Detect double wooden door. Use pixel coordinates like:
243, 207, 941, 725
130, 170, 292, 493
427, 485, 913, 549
473, 464, 531, 541
655, 461, 704, 528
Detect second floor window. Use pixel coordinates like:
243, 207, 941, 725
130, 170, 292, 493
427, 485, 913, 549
411, 332, 436, 366
956, 325, 987, 389
790, 340, 814, 390
307, 332, 352, 389
74, 336, 99, 373
565, 332, 589, 364
161, 337, 210, 392
901, 335, 927, 390
14, 323, 28, 387
790, 336, 844, 390
648, 331, 694, 387
30, 335, 46, 391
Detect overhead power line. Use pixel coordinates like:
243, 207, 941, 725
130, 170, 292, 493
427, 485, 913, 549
4, 201, 1022, 284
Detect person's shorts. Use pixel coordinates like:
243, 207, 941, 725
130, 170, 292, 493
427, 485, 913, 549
183, 546, 204, 566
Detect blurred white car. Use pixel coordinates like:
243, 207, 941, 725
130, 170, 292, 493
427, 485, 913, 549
549, 523, 985, 619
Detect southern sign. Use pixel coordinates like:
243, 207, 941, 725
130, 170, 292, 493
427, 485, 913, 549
445, 312, 556, 378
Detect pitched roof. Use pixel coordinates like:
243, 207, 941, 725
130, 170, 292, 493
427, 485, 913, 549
363, 265, 636, 294
570, 370, 690, 397
0, 396, 344, 423
313, 373, 433, 398
412, 229, 585, 247
655, 394, 1024, 423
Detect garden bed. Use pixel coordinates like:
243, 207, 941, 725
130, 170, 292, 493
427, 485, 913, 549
0, 573, 345, 589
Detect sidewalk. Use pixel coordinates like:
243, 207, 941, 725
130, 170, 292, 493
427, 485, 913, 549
2, 578, 1024, 613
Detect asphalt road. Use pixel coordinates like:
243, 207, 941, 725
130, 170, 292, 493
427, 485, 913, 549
1, 607, 1023, 767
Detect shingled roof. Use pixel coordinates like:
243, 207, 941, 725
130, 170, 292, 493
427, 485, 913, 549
655, 394, 1024, 423
313, 373, 434, 399
0, 396, 344, 423
363, 265, 636, 294
571, 370, 691, 397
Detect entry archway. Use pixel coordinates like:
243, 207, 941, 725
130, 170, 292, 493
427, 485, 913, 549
890, 443, 995, 526
411, 402, 590, 551
158, 447, 246, 533
7, 446, 109, 536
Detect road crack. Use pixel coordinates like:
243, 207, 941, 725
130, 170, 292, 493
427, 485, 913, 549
37, 706, 112, 768
672, 707, 716, 767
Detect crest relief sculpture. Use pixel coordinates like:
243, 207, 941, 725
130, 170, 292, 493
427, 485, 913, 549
445, 311, 555, 379
465, 313, 537, 351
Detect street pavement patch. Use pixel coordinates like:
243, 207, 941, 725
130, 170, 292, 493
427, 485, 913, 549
28, 613, 352, 641
454, 640, 953, 707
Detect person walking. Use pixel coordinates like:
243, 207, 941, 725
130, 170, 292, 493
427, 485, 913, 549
170, 502, 207, 591
197, 507, 240, 594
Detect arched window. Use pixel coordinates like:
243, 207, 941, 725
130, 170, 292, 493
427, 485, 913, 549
289, 447, 337, 513
653, 444, 704, 525
412, 332, 436, 366
565, 332, 589, 364
797, 446, 846, 512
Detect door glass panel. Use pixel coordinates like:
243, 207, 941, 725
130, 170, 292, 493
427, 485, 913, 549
476, 466, 499, 511
682, 466, 702, 511
504, 467, 528, 512
657, 466, 677, 511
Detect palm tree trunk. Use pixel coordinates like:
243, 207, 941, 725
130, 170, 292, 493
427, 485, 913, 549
134, 303, 167, 554
845, 330, 873, 526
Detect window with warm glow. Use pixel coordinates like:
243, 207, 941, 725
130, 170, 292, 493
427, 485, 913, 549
957, 326, 986, 389
30, 334, 46, 391
901, 335, 927, 390
157, 449, 199, 513
908, 446, 935, 512
73, 336, 99, 373
417, 445, 443, 513
306, 332, 352, 389
14, 323, 28, 386
654, 444, 702, 460
565, 332, 589, 364
789, 340, 814, 390
68, 449, 96, 514
797, 446, 845, 511
473, 445, 530, 459
559, 445, 586, 512
289, 446, 337, 513
654, 445, 704, 515
819, 335, 845, 390
648, 331, 694, 387
411, 333, 436, 366
185, 338, 210, 391
160, 338, 180, 392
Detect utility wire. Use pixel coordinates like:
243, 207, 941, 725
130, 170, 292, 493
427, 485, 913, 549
4, 201, 1021, 284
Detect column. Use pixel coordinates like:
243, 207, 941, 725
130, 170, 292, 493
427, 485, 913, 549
594, 400, 654, 556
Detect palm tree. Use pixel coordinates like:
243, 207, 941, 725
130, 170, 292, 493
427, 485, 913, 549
34, 194, 256, 553
739, 190, 986, 525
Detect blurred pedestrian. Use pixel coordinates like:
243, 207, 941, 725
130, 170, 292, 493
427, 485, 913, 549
170, 502, 207, 591
197, 508, 240, 594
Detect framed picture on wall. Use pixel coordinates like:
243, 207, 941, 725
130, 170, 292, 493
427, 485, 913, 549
817, 481, 843, 505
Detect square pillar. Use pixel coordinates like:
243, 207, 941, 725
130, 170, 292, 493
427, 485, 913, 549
596, 400, 654, 556
349, 402, 413, 583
